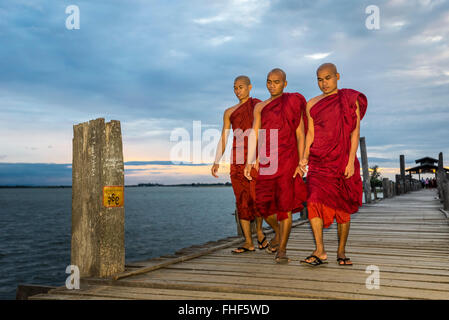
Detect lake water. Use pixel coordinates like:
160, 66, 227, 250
0, 186, 239, 300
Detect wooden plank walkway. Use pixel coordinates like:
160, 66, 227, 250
31, 189, 449, 300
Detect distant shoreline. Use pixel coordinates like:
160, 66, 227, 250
0, 183, 232, 189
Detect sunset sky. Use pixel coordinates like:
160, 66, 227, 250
1, 0, 448, 185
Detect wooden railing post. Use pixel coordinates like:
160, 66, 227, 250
437, 152, 444, 201
71, 118, 125, 278
395, 174, 402, 195
234, 209, 243, 237
443, 181, 449, 211
234, 209, 257, 237
382, 178, 390, 198
359, 137, 372, 203
400, 155, 407, 193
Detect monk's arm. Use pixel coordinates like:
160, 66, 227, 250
348, 101, 361, 163
344, 100, 361, 178
300, 102, 314, 169
293, 114, 306, 177
295, 115, 305, 160
211, 109, 231, 177
247, 104, 261, 166
244, 104, 262, 180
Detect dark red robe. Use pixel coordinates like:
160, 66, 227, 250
229, 97, 261, 221
307, 88, 368, 226
255, 93, 308, 221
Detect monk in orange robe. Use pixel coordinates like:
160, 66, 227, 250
300, 63, 368, 266
244, 68, 307, 263
211, 75, 268, 253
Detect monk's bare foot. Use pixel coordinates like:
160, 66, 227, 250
232, 244, 255, 254
265, 238, 279, 253
275, 250, 291, 264
337, 252, 353, 265
257, 232, 269, 250
303, 251, 327, 264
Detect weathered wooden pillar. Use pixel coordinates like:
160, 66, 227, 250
437, 152, 444, 200
400, 155, 407, 193
234, 209, 257, 237
71, 118, 125, 278
234, 209, 243, 237
443, 181, 449, 211
395, 174, 402, 195
359, 137, 371, 203
382, 178, 390, 198
391, 181, 396, 196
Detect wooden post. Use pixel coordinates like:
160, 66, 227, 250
409, 172, 413, 191
234, 209, 243, 237
395, 174, 402, 195
444, 181, 449, 211
359, 137, 372, 203
437, 152, 444, 200
71, 118, 125, 278
234, 209, 256, 237
400, 155, 406, 193
382, 178, 390, 198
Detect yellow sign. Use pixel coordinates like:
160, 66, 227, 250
103, 186, 124, 208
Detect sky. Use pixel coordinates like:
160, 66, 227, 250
0, 0, 448, 185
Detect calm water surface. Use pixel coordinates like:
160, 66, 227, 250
0, 187, 237, 299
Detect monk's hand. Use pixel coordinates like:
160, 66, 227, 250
293, 165, 304, 178
344, 161, 355, 179
299, 158, 308, 173
211, 163, 219, 178
244, 163, 253, 181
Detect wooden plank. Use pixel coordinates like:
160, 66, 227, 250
83, 278, 402, 300
166, 261, 449, 284
46, 284, 304, 300
136, 267, 449, 292
123, 271, 449, 299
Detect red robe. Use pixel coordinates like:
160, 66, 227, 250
255, 93, 308, 220
229, 97, 261, 221
307, 89, 368, 225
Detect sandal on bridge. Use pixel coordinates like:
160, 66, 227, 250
337, 257, 353, 266
300, 255, 328, 266
257, 234, 269, 250
231, 247, 255, 254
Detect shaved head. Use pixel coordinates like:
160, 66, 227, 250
234, 75, 251, 85
317, 63, 338, 75
316, 63, 340, 95
268, 68, 286, 82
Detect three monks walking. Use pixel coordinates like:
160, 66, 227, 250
212, 63, 367, 266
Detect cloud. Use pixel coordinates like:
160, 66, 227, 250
193, 0, 270, 27
305, 52, 332, 60
208, 36, 233, 46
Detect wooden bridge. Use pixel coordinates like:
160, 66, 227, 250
30, 188, 449, 300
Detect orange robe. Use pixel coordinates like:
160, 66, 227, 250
307, 89, 368, 228
229, 97, 261, 221
255, 93, 308, 221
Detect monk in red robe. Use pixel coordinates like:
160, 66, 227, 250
211, 75, 268, 253
244, 68, 307, 263
300, 63, 368, 266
